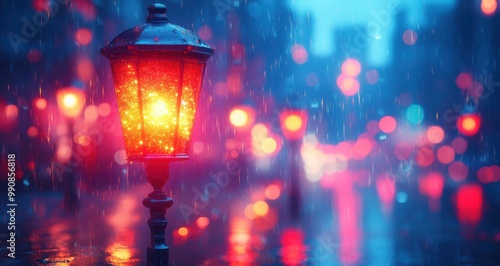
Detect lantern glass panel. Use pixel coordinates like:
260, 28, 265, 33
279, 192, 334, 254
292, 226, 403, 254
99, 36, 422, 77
109, 55, 206, 158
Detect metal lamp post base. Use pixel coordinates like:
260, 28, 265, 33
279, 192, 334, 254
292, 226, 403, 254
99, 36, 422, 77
143, 161, 173, 266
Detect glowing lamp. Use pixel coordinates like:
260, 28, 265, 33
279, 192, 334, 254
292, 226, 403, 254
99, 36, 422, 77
279, 109, 308, 141
457, 113, 481, 136
56, 87, 85, 118
101, 4, 213, 161
101, 4, 213, 265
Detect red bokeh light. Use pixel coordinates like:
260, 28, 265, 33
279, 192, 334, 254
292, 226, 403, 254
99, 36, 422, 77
455, 73, 473, 90
448, 161, 468, 182
456, 184, 483, 224
75, 28, 93, 46
419, 172, 444, 199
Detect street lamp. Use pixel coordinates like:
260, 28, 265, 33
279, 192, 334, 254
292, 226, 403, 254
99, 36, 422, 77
56, 87, 85, 212
279, 109, 308, 220
101, 3, 213, 265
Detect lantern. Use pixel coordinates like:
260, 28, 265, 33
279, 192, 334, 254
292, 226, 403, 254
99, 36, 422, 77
101, 4, 213, 265
101, 3, 213, 161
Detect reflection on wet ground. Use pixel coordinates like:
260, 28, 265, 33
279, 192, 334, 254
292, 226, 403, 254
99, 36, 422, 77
1, 171, 500, 266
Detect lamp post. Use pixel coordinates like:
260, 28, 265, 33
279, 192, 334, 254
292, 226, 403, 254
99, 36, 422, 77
56, 87, 85, 212
101, 3, 213, 265
279, 109, 308, 220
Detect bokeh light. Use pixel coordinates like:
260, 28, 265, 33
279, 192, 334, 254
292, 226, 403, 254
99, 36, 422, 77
229, 108, 249, 128
291, 44, 308, 64
74, 28, 93, 45
403, 29, 418, 45
457, 114, 481, 136
437, 145, 455, 164
405, 104, 424, 125
341, 58, 361, 77
427, 126, 445, 144
379, 116, 397, 133
481, 0, 498, 15
178, 227, 188, 237
448, 161, 468, 182
451, 137, 468, 154
455, 73, 473, 90
265, 184, 281, 200
196, 217, 210, 229
253, 201, 269, 216
34, 98, 47, 110
337, 74, 360, 96
365, 69, 379, 85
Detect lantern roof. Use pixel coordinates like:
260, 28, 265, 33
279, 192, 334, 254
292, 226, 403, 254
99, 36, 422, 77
101, 3, 214, 58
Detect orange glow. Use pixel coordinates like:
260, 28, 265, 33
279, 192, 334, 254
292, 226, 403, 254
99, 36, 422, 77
280, 110, 308, 140
457, 114, 481, 136
427, 126, 445, 144
196, 217, 210, 229
178, 227, 188, 237
379, 116, 397, 133
57, 88, 85, 118
252, 201, 269, 216
34, 98, 47, 110
74, 28, 93, 45
110, 59, 205, 157
481, 0, 498, 15
456, 184, 483, 224
341, 58, 361, 77
265, 184, 281, 200
437, 145, 455, 164
244, 203, 257, 219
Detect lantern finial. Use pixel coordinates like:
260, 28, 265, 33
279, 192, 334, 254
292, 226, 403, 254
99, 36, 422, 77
147, 3, 168, 23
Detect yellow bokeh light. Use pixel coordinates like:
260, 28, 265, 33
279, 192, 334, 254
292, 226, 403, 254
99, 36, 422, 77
261, 137, 277, 154
178, 227, 188, 236
229, 108, 249, 127
63, 93, 78, 109
252, 200, 269, 216
284, 114, 302, 132
462, 117, 477, 131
